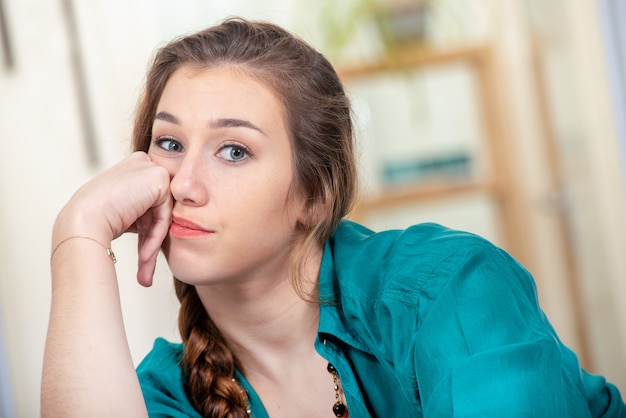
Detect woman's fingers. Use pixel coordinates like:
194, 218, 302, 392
135, 188, 173, 287
107, 152, 173, 240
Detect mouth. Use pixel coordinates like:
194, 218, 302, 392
169, 215, 213, 238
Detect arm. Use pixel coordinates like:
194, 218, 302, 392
41, 152, 172, 417
412, 240, 621, 417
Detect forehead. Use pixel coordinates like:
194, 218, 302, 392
160, 65, 280, 108
156, 65, 289, 131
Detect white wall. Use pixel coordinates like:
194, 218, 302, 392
0, 1, 624, 416
1, 3, 92, 417
557, 0, 626, 385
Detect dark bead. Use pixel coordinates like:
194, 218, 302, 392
327, 363, 336, 373
333, 401, 346, 417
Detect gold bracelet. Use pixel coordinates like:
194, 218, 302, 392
51, 236, 116, 264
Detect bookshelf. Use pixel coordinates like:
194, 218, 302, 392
340, 43, 527, 261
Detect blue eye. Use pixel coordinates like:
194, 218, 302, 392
155, 137, 184, 153
217, 144, 250, 162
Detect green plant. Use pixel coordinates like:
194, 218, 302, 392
319, 0, 431, 62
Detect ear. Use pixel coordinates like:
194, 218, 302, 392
296, 195, 325, 229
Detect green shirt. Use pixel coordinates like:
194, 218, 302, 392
137, 220, 625, 417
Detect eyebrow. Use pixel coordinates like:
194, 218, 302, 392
154, 111, 179, 124
154, 111, 267, 136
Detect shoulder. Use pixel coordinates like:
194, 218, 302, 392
136, 338, 200, 417
328, 220, 543, 353
330, 219, 530, 301
332, 219, 502, 263
137, 337, 184, 373
136, 337, 184, 393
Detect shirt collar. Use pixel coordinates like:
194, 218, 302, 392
317, 238, 372, 353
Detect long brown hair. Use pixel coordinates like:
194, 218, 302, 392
132, 18, 357, 417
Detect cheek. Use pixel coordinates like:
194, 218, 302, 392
231, 181, 296, 225
148, 154, 177, 178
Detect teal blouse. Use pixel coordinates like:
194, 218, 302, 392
137, 220, 625, 417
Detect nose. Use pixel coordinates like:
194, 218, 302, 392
169, 150, 209, 206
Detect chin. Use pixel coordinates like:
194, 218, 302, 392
162, 241, 207, 283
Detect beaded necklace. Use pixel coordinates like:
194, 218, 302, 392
327, 363, 347, 416
240, 362, 348, 417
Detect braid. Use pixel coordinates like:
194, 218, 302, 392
175, 279, 249, 417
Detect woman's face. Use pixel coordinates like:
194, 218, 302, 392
149, 65, 306, 288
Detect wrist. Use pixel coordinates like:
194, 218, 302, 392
52, 200, 114, 248
51, 236, 117, 264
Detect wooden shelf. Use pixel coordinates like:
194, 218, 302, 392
358, 178, 497, 210
350, 178, 499, 222
338, 43, 500, 216
338, 43, 491, 80
339, 42, 525, 260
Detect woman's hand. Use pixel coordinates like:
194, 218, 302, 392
52, 151, 173, 286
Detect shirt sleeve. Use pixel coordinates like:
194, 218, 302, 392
408, 237, 625, 417
136, 338, 202, 418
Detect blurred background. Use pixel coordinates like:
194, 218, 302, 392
0, 0, 625, 416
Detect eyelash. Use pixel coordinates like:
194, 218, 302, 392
154, 136, 184, 153
216, 142, 252, 163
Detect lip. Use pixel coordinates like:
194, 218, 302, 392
169, 215, 213, 238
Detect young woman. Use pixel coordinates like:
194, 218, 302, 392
42, 18, 625, 418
